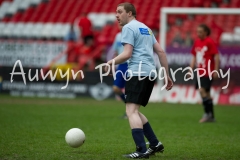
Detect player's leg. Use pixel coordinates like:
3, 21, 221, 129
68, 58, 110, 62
123, 103, 149, 158
112, 85, 127, 119
198, 77, 214, 123
199, 87, 210, 115
113, 63, 128, 118
112, 85, 125, 102
139, 79, 164, 155
113, 64, 126, 102
138, 112, 159, 146
126, 103, 147, 152
123, 77, 149, 158
205, 91, 214, 119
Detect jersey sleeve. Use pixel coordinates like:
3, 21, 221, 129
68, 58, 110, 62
208, 39, 218, 55
191, 41, 196, 56
152, 34, 157, 45
121, 27, 134, 47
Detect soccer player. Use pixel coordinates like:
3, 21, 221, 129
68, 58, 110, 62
111, 26, 128, 119
105, 3, 173, 158
189, 24, 220, 123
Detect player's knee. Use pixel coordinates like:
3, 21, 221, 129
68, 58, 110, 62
112, 86, 121, 94
126, 109, 138, 117
206, 92, 211, 98
126, 104, 138, 117
199, 88, 208, 98
125, 109, 131, 117
126, 107, 132, 116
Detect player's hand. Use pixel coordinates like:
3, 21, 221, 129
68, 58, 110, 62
104, 64, 109, 74
166, 76, 173, 91
105, 60, 113, 76
186, 69, 194, 78
186, 71, 191, 78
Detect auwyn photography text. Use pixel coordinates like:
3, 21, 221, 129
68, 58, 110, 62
10, 60, 230, 90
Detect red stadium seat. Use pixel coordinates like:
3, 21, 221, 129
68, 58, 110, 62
145, 19, 154, 29
168, 15, 176, 25
9, 12, 23, 22
203, 1, 211, 8
219, 3, 230, 8
181, 0, 192, 7
2, 16, 10, 22
195, 15, 206, 22
192, 0, 203, 7
0, 0, 238, 46
171, 0, 182, 7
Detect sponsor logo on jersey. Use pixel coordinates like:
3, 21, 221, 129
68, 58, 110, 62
139, 28, 152, 35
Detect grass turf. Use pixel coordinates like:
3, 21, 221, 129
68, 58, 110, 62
0, 95, 240, 160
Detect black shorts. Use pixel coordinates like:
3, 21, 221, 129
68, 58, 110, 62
195, 76, 212, 92
125, 76, 155, 107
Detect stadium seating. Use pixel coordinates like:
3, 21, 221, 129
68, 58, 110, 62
0, 22, 71, 39
220, 32, 234, 44
0, 0, 239, 45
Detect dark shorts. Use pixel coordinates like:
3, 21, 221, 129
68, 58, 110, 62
113, 63, 128, 89
195, 76, 213, 92
125, 76, 155, 107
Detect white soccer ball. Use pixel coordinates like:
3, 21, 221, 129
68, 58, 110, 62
65, 128, 85, 148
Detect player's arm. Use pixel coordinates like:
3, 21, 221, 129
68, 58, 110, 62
186, 55, 196, 79
214, 54, 220, 71
153, 43, 169, 76
210, 40, 220, 79
189, 42, 196, 73
189, 55, 196, 70
212, 41, 220, 74
107, 26, 135, 65
212, 53, 220, 79
153, 42, 173, 90
107, 44, 132, 65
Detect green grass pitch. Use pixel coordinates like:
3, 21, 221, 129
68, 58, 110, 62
0, 95, 240, 160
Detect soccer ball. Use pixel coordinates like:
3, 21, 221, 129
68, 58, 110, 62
65, 128, 85, 148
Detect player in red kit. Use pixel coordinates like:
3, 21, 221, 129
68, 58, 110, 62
189, 24, 220, 123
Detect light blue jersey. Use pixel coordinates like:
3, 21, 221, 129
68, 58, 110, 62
121, 19, 157, 77
112, 32, 123, 55
112, 32, 128, 64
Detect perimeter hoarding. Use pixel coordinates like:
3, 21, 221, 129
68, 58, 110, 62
0, 40, 239, 105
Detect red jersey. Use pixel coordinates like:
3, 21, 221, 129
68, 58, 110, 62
191, 37, 218, 77
78, 17, 93, 38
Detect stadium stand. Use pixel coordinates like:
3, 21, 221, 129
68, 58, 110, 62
0, 0, 239, 45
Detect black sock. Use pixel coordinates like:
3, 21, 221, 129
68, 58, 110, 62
202, 97, 214, 118
143, 122, 159, 146
208, 99, 214, 118
131, 128, 147, 153
202, 97, 210, 114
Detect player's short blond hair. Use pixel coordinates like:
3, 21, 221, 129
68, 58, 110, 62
118, 2, 137, 18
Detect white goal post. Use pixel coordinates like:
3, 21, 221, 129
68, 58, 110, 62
160, 8, 240, 51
